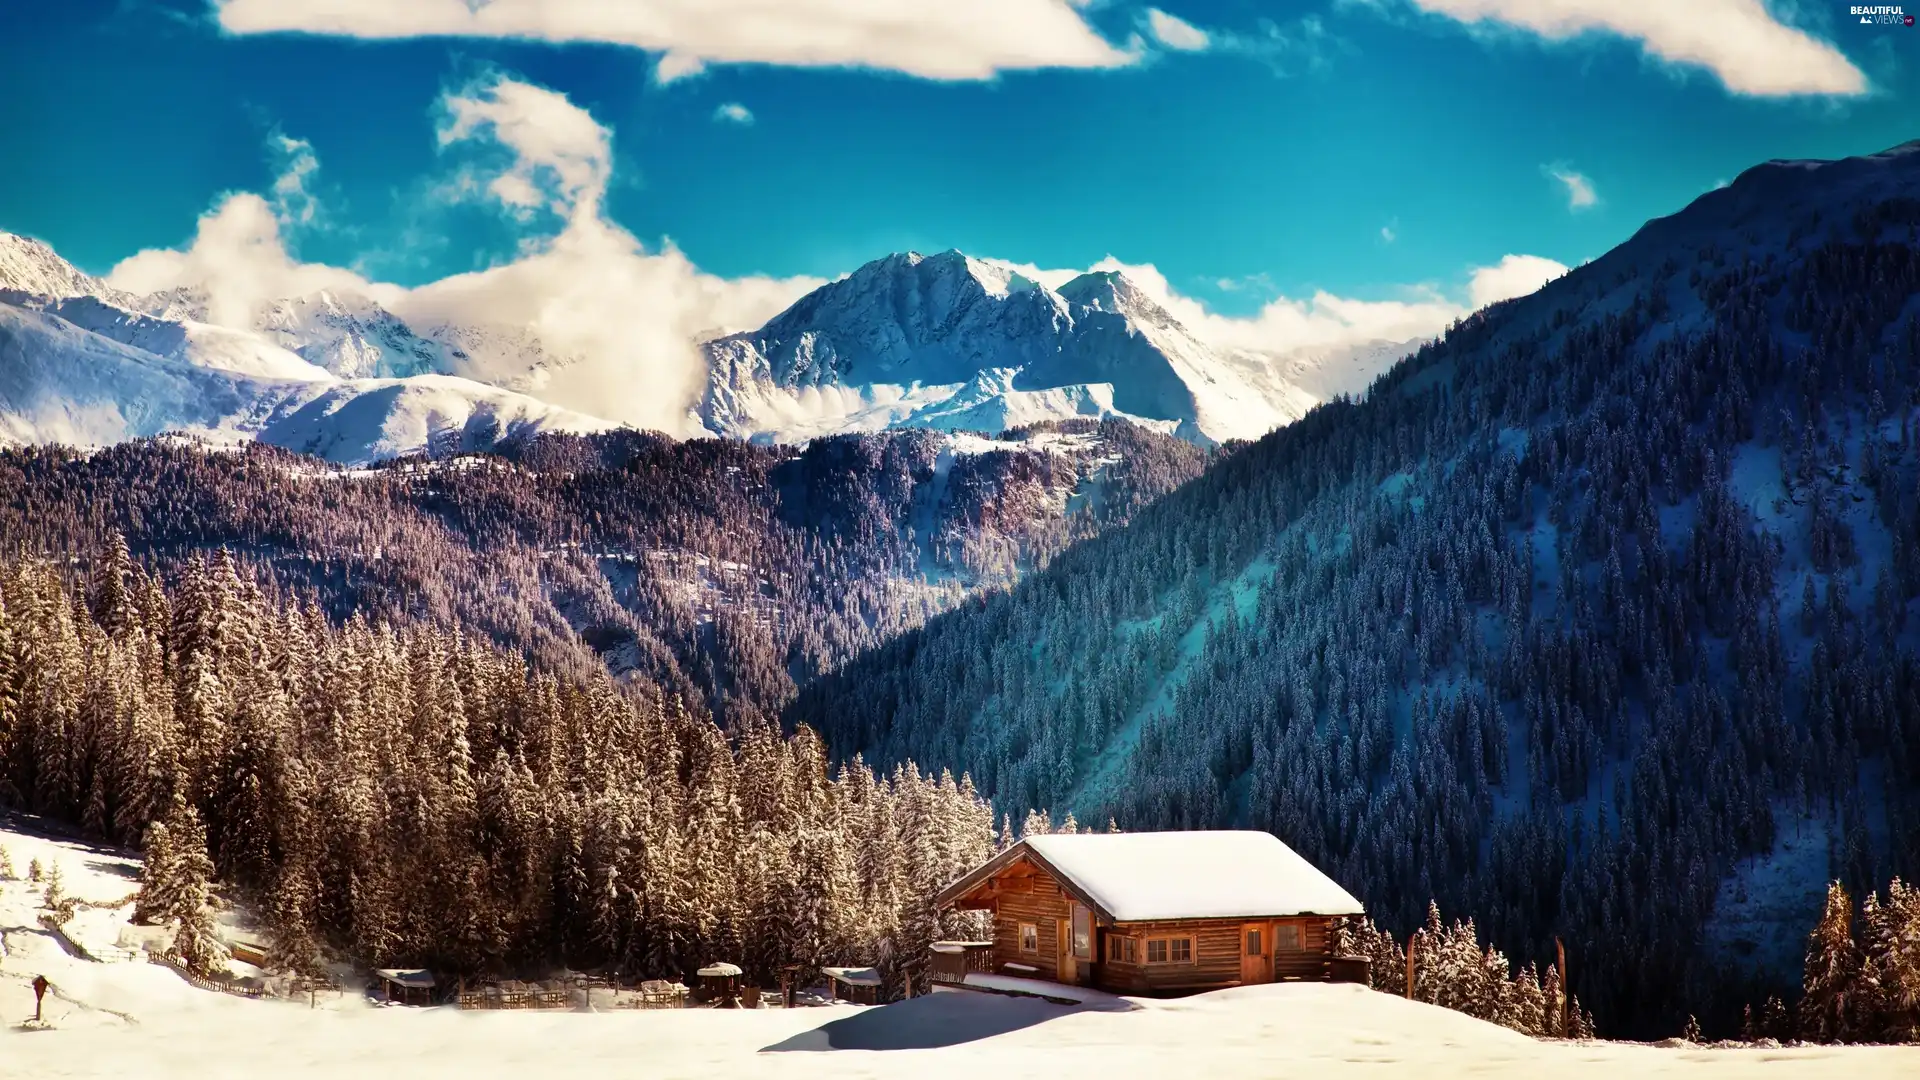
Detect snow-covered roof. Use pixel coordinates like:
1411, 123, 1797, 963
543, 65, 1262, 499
373, 969, 436, 988
947, 831, 1363, 922
697, 962, 744, 977
821, 966, 882, 987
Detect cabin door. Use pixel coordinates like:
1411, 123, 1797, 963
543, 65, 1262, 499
1057, 918, 1076, 984
1240, 922, 1271, 984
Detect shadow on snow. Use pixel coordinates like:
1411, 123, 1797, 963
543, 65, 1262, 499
761, 990, 1138, 1053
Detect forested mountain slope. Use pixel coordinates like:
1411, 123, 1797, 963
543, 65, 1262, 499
0, 421, 1204, 727
793, 140, 1920, 1035
0, 551, 996, 994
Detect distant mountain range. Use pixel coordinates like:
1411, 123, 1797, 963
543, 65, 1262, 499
697, 250, 1415, 446
0, 232, 1415, 462
0, 232, 610, 462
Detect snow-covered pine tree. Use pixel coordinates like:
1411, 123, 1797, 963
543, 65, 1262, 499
1856, 888, 1893, 1041
1568, 998, 1596, 1040
1801, 881, 1861, 1043
91, 531, 137, 639
1509, 964, 1545, 1036
1020, 808, 1053, 839
133, 816, 177, 926
41, 860, 72, 925
156, 798, 225, 977
1761, 995, 1791, 1041
1541, 961, 1565, 1038
264, 856, 323, 978
1861, 877, 1920, 1043
1476, 944, 1515, 1024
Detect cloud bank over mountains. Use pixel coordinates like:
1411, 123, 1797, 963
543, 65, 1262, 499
107, 73, 827, 434
95, 71, 1567, 437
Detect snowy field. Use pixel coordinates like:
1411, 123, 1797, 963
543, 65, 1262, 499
4, 821, 1919, 1080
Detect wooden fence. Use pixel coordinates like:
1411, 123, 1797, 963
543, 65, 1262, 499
151, 954, 268, 999
454, 987, 573, 1010
600, 980, 690, 1009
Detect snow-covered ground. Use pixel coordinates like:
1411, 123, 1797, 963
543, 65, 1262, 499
6, 972, 1916, 1079
3, 819, 1915, 1078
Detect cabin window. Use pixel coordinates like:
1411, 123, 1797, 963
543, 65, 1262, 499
1275, 923, 1302, 951
1245, 927, 1263, 956
1106, 936, 1137, 964
1072, 905, 1092, 960
1144, 936, 1194, 965
1019, 922, 1039, 954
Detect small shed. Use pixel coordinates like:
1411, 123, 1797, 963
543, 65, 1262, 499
225, 933, 269, 968
820, 966, 884, 1006
697, 962, 744, 1008
373, 968, 438, 1006
935, 830, 1366, 997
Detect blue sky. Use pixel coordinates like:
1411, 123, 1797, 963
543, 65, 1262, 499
1, 0, 1914, 337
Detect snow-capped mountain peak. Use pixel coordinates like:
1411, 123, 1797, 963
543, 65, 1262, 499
1057, 269, 1155, 316
699, 250, 1325, 445
0, 229, 622, 463
0, 232, 136, 307
254, 290, 445, 380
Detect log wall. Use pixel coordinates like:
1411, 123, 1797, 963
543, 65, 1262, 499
989, 872, 1073, 981
1094, 915, 1340, 995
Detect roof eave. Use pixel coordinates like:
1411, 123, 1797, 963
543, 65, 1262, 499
933, 841, 1118, 923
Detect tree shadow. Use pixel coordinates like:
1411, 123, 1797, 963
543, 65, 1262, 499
761, 990, 1135, 1053
84, 859, 140, 882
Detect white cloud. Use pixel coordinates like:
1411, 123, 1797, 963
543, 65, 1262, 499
105, 74, 824, 436
1465, 253, 1569, 308
1146, 9, 1212, 51
1545, 165, 1598, 210
1401, 0, 1865, 97
714, 103, 755, 126
437, 76, 614, 224
1380, 224, 1396, 243
655, 52, 708, 84
107, 191, 400, 330
1004, 250, 1569, 358
268, 133, 320, 227
211, 0, 1133, 81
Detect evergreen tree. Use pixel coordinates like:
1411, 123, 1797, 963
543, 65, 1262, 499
1801, 881, 1861, 1043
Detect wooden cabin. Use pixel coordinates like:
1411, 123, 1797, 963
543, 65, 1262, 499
934, 830, 1366, 997
373, 968, 439, 1006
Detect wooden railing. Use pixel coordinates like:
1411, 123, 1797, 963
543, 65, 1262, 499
455, 988, 572, 1010
928, 942, 996, 984
151, 954, 268, 998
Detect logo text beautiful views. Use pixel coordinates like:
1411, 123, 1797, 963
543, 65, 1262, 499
1851, 4, 1916, 24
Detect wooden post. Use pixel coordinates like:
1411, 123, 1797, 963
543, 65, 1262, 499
1404, 938, 1415, 1001
1554, 937, 1568, 1038
32, 975, 49, 1023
